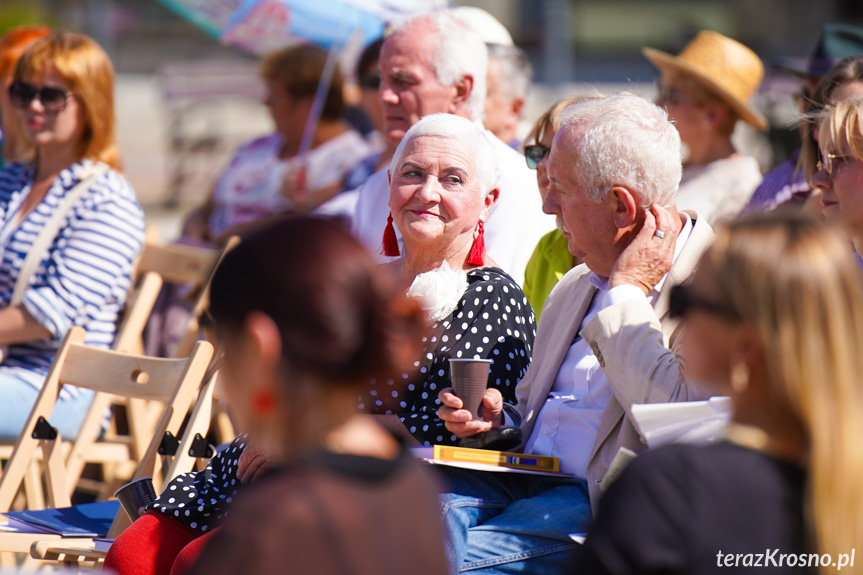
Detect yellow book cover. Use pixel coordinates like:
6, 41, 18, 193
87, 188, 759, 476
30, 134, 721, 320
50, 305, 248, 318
432, 445, 560, 473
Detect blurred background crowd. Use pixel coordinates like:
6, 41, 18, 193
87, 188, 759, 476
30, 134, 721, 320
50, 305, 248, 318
2, 0, 862, 235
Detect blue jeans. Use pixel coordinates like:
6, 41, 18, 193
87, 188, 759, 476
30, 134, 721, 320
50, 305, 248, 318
437, 466, 592, 574
0, 372, 95, 441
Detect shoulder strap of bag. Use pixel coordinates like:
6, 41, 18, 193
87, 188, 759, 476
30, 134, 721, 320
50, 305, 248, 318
9, 163, 110, 306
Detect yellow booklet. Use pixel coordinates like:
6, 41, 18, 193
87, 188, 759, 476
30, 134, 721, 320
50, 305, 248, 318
423, 445, 560, 473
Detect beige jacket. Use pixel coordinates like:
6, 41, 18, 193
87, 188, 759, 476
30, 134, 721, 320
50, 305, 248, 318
513, 211, 714, 512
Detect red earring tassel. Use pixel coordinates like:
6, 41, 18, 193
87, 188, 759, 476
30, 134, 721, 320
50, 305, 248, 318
466, 221, 485, 266
381, 213, 400, 257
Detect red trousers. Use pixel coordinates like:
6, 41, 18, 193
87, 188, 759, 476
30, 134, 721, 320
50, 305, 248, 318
103, 511, 217, 575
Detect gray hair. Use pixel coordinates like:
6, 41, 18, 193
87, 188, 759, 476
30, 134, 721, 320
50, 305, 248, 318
389, 12, 488, 121
487, 44, 532, 102
557, 94, 682, 207
390, 113, 496, 195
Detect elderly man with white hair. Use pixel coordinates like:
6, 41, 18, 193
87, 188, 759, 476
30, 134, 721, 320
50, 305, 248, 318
351, 11, 553, 287
437, 94, 715, 574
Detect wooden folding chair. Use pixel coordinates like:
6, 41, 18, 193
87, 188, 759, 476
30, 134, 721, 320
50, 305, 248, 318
136, 235, 240, 359
0, 327, 213, 563
61, 235, 240, 499
0, 271, 164, 510
27, 364, 229, 568
60, 271, 164, 497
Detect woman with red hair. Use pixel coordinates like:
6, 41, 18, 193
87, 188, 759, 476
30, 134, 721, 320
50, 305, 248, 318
0, 25, 50, 166
0, 31, 144, 439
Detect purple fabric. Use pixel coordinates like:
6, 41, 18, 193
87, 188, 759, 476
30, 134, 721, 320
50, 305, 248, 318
744, 149, 811, 213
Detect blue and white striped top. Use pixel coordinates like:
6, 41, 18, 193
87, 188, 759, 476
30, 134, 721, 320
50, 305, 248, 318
0, 159, 145, 390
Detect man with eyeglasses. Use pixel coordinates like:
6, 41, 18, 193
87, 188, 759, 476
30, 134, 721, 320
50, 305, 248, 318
350, 11, 554, 287
437, 94, 715, 574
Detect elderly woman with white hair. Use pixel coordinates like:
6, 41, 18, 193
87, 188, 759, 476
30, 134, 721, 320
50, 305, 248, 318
104, 115, 536, 575
363, 113, 536, 446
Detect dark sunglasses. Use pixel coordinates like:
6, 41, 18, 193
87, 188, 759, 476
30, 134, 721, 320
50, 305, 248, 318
358, 74, 380, 90
668, 284, 739, 321
524, 144, 549, 170
8, 81, 72, 113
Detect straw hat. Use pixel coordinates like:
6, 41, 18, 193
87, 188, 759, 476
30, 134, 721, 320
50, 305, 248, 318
643, 30, 768, 130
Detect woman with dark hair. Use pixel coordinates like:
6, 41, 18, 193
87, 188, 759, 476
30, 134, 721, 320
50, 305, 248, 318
183, 44, 373, 242
0, 31, 143, 439
106, 217, 447, 575
342, 38, 395, 191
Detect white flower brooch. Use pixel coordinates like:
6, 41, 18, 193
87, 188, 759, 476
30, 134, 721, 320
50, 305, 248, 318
406, 261, 469, 323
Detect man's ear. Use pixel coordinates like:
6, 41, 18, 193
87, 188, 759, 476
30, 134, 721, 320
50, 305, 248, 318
609, 186, 639, 229
451, 74, 474, 112
511, 97, 525, 118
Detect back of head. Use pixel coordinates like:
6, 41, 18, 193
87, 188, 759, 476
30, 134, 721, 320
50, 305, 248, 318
709, 211, 863, 560
557, 93, 682, 207
0, 25, 50, 78
486, 44, 532, 103
389, 12, 488, 121
260, 44, 344, 121
14, 31, 119, 169
390, 113, 496, 194
209, 216, 423, 386
451, 6, 513, 47
528, 94, 602, 146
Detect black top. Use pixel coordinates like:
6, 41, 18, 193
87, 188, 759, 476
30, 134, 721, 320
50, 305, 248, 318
186, 441, 448, 575
359, 267, 535, 445
573, 441, 812, 574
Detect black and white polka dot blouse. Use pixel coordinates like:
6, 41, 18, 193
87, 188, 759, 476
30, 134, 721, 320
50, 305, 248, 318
148, 434, 247, 532
149, 269, 537, 532
359, 267, 536, 445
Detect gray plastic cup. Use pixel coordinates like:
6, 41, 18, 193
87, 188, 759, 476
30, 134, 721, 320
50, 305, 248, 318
115, 477, 156, 522
449, 358, 492, 420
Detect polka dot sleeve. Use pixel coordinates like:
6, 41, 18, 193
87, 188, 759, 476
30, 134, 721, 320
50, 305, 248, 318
148, 434, 248, 532
359, 268, 536, 446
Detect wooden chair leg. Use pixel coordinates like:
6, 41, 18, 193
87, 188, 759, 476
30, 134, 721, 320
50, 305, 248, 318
23, 461, 45, 511
41, 438, 71, 509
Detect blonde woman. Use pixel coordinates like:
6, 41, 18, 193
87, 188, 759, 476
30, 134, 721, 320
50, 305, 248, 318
574, 211, 863, 573
811, 97, 863, 259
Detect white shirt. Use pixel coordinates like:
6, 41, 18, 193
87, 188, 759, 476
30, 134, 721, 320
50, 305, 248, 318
676, 154, 762, 225
350, 127, 555, 287
523, 213, 693, 478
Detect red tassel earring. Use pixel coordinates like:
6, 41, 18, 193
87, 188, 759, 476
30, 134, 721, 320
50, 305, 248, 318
381, 212, 400, 257
466, 220, 485, 266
